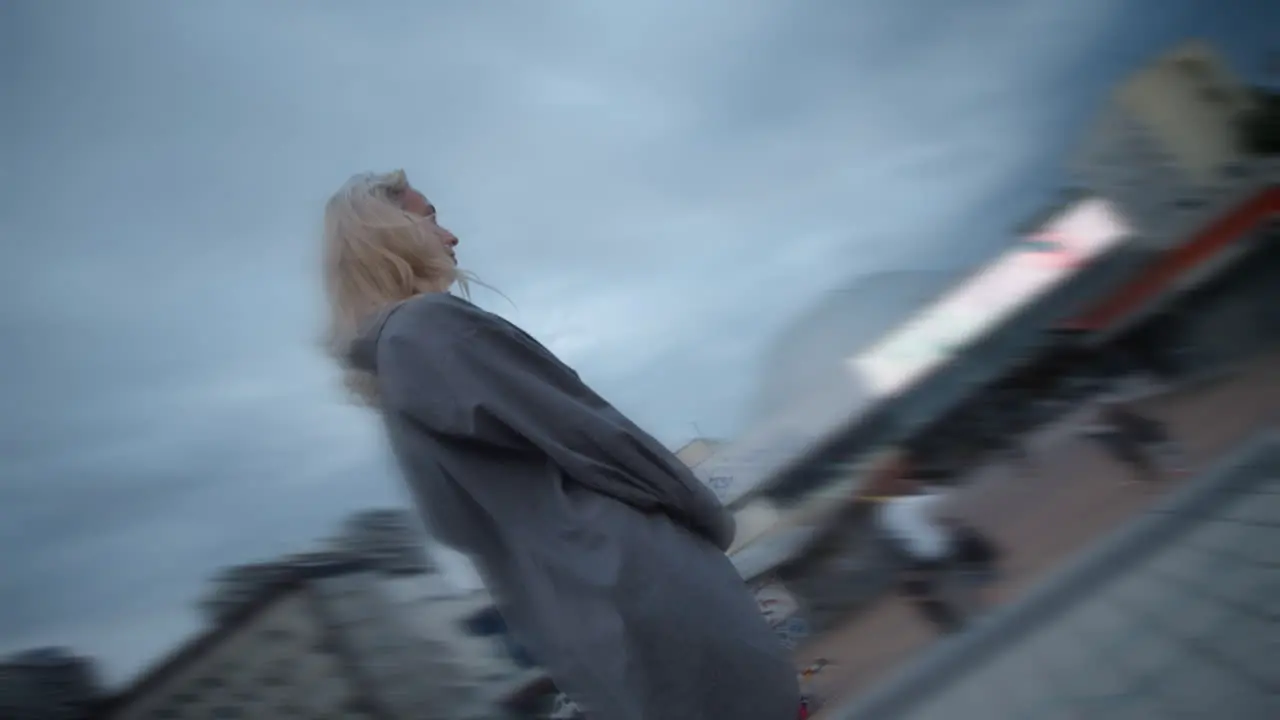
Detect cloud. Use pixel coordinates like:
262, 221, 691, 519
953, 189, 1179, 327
7, 0, 1263, 688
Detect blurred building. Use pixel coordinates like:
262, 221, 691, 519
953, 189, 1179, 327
0, 648, 104, 720
1071, 39, 1259, 246
700, 38, 1279, 653
750, 271, 951, 422
1063, 39, 1280, 378
175, 509, 554, 719
104, 558, 488, 720
327, 509, 435, 576
200, 509, 432, 624
688, 268, 966, 510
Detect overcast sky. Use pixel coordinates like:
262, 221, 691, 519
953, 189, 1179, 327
2, 0, 1275, 687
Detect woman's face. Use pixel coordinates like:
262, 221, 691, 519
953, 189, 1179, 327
399, 184, 459, 264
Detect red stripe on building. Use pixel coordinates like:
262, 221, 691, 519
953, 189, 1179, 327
1062, 187, 1280, 332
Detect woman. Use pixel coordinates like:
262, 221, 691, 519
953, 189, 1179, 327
322, 170, 800, 720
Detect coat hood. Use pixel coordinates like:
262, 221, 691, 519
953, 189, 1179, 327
345, 301, 407, 375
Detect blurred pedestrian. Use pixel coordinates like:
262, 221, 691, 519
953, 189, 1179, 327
1084, 403, 1183, 482
945, 519, 1004, 608
864, 454, 966, 634
322, 170, 799, 720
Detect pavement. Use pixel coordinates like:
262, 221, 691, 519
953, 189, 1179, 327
838, 429, 1280, 719
796, 349, 1280, 714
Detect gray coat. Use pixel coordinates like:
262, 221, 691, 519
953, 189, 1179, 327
348, 293, 799, 720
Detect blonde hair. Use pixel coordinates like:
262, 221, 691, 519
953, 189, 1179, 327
322, 169, 472, 404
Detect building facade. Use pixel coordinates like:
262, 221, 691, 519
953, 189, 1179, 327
326, 510, 435, 576
1063, 39, 1279, 375
200, 510, 434, 624
106, 560, 514, 720
1070, 40, 1260, 247
198, 551, 356, 625
107, 562, 384, 720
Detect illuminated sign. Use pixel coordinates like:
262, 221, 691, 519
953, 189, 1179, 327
850, 197, 1132, 398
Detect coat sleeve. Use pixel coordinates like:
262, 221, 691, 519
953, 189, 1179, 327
379, 298, 736, 551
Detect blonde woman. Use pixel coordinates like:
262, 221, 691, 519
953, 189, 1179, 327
323, 170, 800, 720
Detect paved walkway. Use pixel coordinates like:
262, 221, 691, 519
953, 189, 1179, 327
799, 350, 1280, 714
839, 437, 1280, 719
